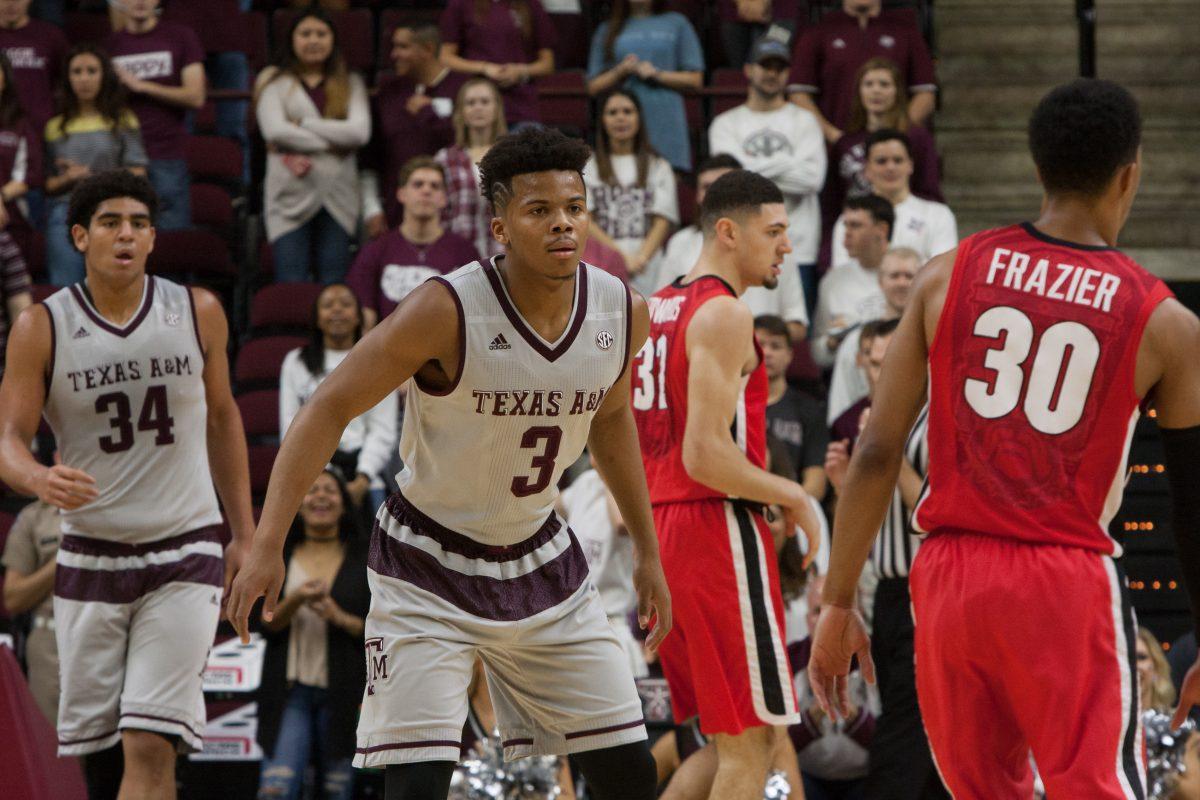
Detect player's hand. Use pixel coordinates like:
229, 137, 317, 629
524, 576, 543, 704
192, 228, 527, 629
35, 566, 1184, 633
782, 488, 821, 569
221, 538, 247, 609
226, 543, 286, 644
809, 604, 875, 721
35, 464, 99, 510
633, 555, 672, 653
1172, 655, 1200, 730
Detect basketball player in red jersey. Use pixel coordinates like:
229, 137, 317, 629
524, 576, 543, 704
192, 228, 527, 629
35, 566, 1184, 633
809, 79, 1200, 798
634, 169, 821, 800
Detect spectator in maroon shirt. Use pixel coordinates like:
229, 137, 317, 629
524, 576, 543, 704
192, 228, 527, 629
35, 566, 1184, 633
0, 0, 66, 141
0, 52, 37, 237
363, 23, 466, 238
108, 0, 205, 231
787, 0, 936, 145
347, 156, 480, 329
824, 57, 941, 242
718, 0, 798, 66
0, 224, 28, 374
438, 0, 556, 127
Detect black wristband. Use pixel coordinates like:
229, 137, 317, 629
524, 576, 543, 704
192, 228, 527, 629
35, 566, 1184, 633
1160, 424, 1200, 637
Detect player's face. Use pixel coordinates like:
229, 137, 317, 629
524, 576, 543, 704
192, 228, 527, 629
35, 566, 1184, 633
746, 59, 789, 99
860, 69, 897, 115
865, 332, 893, 390
397, 168, 447, 221
736, 202, 791, 290
602, 94, 640, 145
73, 197, 155, 282
390, 29, 417, 75
495, 170, 589, 281
694, 167, 734, 208
300, 472, 344, 533
292, 17, 334, 69
68, 53, 103, 104
316, 284, 359, 342
755, 330, 792, 381
879, 254, 917, 311
864, 140, 914, 196
0, 0, 30, 28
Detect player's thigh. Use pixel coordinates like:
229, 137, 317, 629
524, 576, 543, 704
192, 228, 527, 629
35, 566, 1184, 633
711, 726, 774, 771
123, 581, 221, 710
54, 594, 132, 744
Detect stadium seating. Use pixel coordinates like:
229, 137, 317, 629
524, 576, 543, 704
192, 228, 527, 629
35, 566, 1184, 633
538, 70, 591, 139
233, 335, 306, 392
249, 282, 323, 335
186, 136, 245, 190
236, 388, 280, 442
146, 229, 237, 283
247, 443, 279, 499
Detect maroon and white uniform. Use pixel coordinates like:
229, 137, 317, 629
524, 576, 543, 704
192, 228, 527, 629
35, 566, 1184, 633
355, 257, 646, 767
41, 276, 223, 756
909, 223, 1171, 798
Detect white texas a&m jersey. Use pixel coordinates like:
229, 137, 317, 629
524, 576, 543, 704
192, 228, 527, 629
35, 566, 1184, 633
396, 257, 631, 546
41, 276, 222, 542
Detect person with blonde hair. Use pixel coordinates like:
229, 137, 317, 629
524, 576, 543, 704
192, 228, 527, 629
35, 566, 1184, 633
256, 6, 370, 283
434, 77, 507, 259
1139, 627, 1177, 713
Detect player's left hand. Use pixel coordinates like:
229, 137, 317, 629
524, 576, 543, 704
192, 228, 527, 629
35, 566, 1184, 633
633, 556, 672, 654
1172, 655, 1200, 730
809, 604, 875, 721
221, 538, 247, 609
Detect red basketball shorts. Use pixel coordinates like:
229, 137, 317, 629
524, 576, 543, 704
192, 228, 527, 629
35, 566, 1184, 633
909, 531, 1145, 799
654, 499, 799, 736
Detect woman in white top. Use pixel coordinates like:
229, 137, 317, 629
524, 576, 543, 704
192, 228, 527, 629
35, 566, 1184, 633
584, 89, 678, 296
434, 78, 508, 261
255, 8, 371, 283
279, 284, 397, 514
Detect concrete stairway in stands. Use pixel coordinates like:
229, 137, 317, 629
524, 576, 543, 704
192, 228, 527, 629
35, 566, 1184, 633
934, 0, 1200, 281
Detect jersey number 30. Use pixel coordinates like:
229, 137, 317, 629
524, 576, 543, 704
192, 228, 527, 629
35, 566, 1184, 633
964, 306, 1100, 435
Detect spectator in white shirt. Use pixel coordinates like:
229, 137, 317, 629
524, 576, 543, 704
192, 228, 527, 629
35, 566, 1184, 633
826, 246, 920, 424
659, 154, 809, 341
811, 194, 892, 367
709, 33, 826, 311
279, 284, 398, 515
584, 88, 678, 296
831, 128, 956, 270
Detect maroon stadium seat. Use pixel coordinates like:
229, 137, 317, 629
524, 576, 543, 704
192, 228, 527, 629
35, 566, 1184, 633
249, 282, 322, 333
236, 389, 280, 440
163, 1, 243, 54
245, 11, 270, 73
190, 183, 235, 231
549, 13, 589, 70
64, 13, 112, 46
538, 70, 590, 138
186, 136, 244, 186
234, 335, 306, 390
194, 101, 218, 134
712, 68, 749, 116
247, 444, 278, 498
147, 230, 236, 279
272, 9, 375, 73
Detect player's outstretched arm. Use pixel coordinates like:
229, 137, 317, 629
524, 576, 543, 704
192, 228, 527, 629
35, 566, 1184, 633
681, 295, 820, 550
588, 291, 671, 652
227, 280, 460, 642
809, 249, 950, 719
0, 305, 98, 508
193, 288, 256, 598
1140, 298, 1200, 729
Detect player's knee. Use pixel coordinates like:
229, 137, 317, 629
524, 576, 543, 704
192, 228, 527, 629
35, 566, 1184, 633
121, 729, 175, 770
713, 726, 774, 771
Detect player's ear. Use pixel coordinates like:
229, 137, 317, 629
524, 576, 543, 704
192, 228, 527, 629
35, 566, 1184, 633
71, 223, 88, 254
715, 216, 738, 249
490, 215, 508, 248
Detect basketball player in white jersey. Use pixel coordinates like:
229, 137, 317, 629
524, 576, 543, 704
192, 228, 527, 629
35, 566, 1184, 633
0, 171, 255, 799
228, 127, 672, 800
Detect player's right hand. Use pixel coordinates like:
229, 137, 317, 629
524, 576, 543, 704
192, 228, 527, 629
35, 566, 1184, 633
809, 604, 875, 721
226, 545, 286, 644
35, 464, 99, 510
783, 488, 822, 569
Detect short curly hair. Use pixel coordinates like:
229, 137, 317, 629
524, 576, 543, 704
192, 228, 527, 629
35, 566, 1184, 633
478, 127, 591, 212
67, 170, 158, 230
1029, 79, 1141, 197
699, 169, 784, 234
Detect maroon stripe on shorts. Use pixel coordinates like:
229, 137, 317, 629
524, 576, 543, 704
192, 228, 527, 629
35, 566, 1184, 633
121, 712, 203, 740
564, 719, 645, 740
356, 740, 462, 754
59, 729, 119, 746
55, 551, 223, 604
368, 520, 588, 622
503, 737, 534, 747
385, 492, 562, 563
59, 526, 223, 557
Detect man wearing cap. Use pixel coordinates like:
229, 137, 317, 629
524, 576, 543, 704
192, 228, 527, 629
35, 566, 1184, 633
709, 35, 826, 312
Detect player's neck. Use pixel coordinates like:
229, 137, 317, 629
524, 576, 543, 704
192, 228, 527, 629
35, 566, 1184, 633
400, 215, 442, 246
1033, 197, 1121, 248
83, 273, 147, 327
691, 244, 747, 296
767, 374, 788, 404
495, 254, 579, 338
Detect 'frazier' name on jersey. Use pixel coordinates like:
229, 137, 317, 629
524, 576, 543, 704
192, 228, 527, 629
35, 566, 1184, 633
985, 246, 1121, 312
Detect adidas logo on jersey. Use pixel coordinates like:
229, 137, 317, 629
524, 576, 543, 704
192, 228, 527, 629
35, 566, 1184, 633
488, 333, 512, 351
72, 327, 90, 339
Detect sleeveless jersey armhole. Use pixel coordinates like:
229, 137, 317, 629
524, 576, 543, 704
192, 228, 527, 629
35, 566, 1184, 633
42, 302, 56, 394
1125, 280, 1176, 408
614, 282, 634, 388
185, 287, 206, 362
925, 236, 973, 362
414, 276, 466, 397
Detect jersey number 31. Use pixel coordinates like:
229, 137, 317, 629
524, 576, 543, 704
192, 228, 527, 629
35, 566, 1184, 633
632, 336, 668, 411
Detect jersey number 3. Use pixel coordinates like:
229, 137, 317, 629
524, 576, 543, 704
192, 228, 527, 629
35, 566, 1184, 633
964, 306, 1100, 435
95, 386, 176, 453
511, 426, 562, 497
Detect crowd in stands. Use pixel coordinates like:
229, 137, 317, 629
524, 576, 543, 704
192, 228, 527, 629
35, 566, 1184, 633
3, 2, 1182, 800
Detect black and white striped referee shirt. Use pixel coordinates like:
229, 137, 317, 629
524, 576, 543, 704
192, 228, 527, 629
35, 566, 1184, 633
871, 406, 930, 580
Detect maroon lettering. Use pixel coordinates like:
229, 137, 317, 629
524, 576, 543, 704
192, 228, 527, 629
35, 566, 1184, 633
472, 390, 492, 414
510, 390, 529, 415
527, 391, 544, 417
491, 392, 509, 416
547, 391, 562, 416
569, 391, 586, 415
150, 358, 163, 378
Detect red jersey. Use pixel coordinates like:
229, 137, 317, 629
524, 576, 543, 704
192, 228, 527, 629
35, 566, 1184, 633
634, 276, 768, 505
914, 223, 1173, 555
